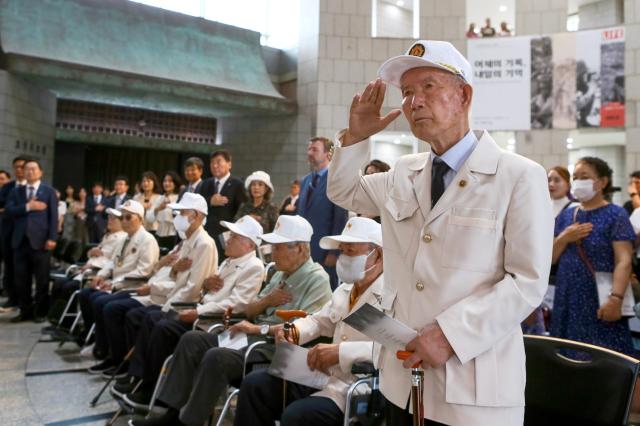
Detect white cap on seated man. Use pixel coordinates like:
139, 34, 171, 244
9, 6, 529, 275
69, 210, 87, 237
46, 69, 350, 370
233, 216, 385, 425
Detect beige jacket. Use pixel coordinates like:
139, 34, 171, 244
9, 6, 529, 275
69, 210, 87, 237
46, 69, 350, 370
294, 276, 383, 413
197, 251, 264, 316
85, 230, 127, 270
97, 227, 160, 285
328, 130, 553, 425
160, 226, 218, 310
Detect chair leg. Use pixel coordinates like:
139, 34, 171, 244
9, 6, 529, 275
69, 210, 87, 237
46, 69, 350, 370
215, 388, 239, 426
84, 323, 96, 346
56, 289, 79, 331
146, 354, 173, 416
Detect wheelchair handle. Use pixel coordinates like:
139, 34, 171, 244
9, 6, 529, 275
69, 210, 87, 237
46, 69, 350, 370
275, 309, 307, 322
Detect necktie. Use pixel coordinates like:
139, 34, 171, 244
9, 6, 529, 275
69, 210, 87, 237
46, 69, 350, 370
117, 238, 131, 267
95, 196, 99, 204
431, 158, 450, 207
306, 173, 318, 208
27, 186, 35, 200
188, 184, 193, 193
213, 180, 220, 194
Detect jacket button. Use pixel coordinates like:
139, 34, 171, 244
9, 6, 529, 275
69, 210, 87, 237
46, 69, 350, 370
422, 234, 432, 243
341, 335, 348, 341
416, 282, 424, 291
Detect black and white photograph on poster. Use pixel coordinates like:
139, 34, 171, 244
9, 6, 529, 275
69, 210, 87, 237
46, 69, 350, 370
601, 42, 624, 104
530, 37, 553, 129
576, 29, 601, 127
552, 33, 577, 129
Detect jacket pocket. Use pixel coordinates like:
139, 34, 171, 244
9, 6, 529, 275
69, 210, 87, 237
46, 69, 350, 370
442, 207, 499, 273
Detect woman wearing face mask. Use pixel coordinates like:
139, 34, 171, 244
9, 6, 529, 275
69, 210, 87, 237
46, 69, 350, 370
551, 157, 636, 356
234, 171, 279, 233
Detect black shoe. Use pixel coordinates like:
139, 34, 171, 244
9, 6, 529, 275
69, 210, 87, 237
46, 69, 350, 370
127, 408, 181, 425
123, 388, 153, 411
10, 313, 34, 323
116, 375, 136, 386
111, 378, 139, 400
33, 316, 46, 324
102, 362, 129, 379
87, 359, 115, 374
1, 300, 17, 309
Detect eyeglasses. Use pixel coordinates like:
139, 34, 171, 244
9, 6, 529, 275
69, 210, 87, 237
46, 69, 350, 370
122, 214, 134, 221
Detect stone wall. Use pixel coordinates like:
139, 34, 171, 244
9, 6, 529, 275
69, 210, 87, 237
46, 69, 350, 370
0, 70, 56, 181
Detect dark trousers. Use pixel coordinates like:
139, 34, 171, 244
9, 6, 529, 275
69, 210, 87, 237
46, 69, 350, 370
14, 238, 51, 316
124, 305, 161, 364
385, 400, 449, 426
79, 289, 129, 356
2, 233, 17, 305
103, 296, 144, 362
159, 330, 270, 425
234, 368, 343, 426
50, 277, 80, 303
87, 220, 105, 244
127, 309, 191, 387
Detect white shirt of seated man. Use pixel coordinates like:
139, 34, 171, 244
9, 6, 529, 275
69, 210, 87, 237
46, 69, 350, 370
135, 193, 218, 309
176, 215, 265, 323
91, 200, 160, 292
74, 212, 127, 279
274, 216, 385, 413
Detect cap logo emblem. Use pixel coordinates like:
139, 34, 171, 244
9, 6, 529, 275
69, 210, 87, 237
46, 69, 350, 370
347, 223, 352, 229
408, 43, 425, 57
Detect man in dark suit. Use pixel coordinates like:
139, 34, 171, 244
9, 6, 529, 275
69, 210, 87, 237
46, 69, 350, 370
5, 159, 58, 322
297, 137, 349, 289
177, 157, 204, 201
106, 175, 131, 210
199, 150, 246, 261
0, 156, 28, 310
86, 182, 107, 243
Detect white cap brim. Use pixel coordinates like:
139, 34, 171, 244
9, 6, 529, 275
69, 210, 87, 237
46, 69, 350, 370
119, 206, 142, 217
220, 220, 259, 245
378, 55, 467, 87
106, 208, 121, 217
259, 233, 296, 244
319, 235, 379, 250
167, 202, 208, 216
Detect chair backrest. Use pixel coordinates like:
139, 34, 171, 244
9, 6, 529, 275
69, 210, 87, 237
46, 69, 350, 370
524, 335, 639, 426
62, 240, 83, 264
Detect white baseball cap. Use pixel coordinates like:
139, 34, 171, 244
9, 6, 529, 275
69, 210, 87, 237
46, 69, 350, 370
168, 192, 208, 216
259, 215, 313, 244
320, 217, 382, 250
119, 200, 145, 218
378, 40, 472, 88
106, 207, 121, 217
220, 215, 263, 246
245, 171, 274, 192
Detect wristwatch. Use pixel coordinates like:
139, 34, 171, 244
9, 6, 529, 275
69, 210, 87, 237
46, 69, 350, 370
260, 324, 270, 336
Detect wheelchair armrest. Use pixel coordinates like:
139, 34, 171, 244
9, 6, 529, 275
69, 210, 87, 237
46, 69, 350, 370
351, 361, 376, 375
171, 302, 198, 309
197, 313, 247, 321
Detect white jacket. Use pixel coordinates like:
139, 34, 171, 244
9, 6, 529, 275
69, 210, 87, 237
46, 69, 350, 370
328, 130, 553, 425
294, 275, 383, 412
196, 250, 264, 315
97, 227, 159, 285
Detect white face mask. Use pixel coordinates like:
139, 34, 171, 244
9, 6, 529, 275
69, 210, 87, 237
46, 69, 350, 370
337, 249, 376, 284
173, 213, 192, 234
572, 179, 597, 202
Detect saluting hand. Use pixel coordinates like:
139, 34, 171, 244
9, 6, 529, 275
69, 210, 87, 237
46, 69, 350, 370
343, 78, 402, 147
27, 199, 47, 211
204, 275, 224, 292
559, 222, 593, 244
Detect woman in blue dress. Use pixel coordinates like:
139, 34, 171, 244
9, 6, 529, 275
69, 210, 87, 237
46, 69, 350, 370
551, 156, 636, 356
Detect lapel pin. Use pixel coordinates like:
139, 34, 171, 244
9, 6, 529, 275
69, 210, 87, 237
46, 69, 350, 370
459, 180, 467, 188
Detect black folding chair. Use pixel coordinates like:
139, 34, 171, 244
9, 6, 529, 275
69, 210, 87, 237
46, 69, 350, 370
524, 334, 640, 426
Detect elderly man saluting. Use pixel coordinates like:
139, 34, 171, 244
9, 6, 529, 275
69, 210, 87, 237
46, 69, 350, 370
328, 40, 553, 425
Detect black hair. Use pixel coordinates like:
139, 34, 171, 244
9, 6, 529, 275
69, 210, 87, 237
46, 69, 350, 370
114, 175, 130, 186
210, 149, 232, 162
184, 157, 204, 170
163, 171, 182, 194
0, 170, 11, 179
630, 170, 640, 180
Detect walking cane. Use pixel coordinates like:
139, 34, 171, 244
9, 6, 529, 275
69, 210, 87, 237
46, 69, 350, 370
90, 346, 136, 406
397, 351, 424, 426
275, 309, 307, 410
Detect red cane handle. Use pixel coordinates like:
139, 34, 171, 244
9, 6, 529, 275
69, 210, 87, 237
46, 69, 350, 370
275, 309, 307, 322
396, 351, 421, 368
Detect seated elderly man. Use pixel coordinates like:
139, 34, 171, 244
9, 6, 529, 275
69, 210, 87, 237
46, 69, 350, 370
111, 215, 264, 399
234, 217, 384, 426
127, 215, 333, 426
91, 193, 217, 377
49, 209, 127, 325
78, 200, 160, 364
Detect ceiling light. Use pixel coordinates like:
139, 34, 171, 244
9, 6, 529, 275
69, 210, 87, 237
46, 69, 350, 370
499, 5, 507, 12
